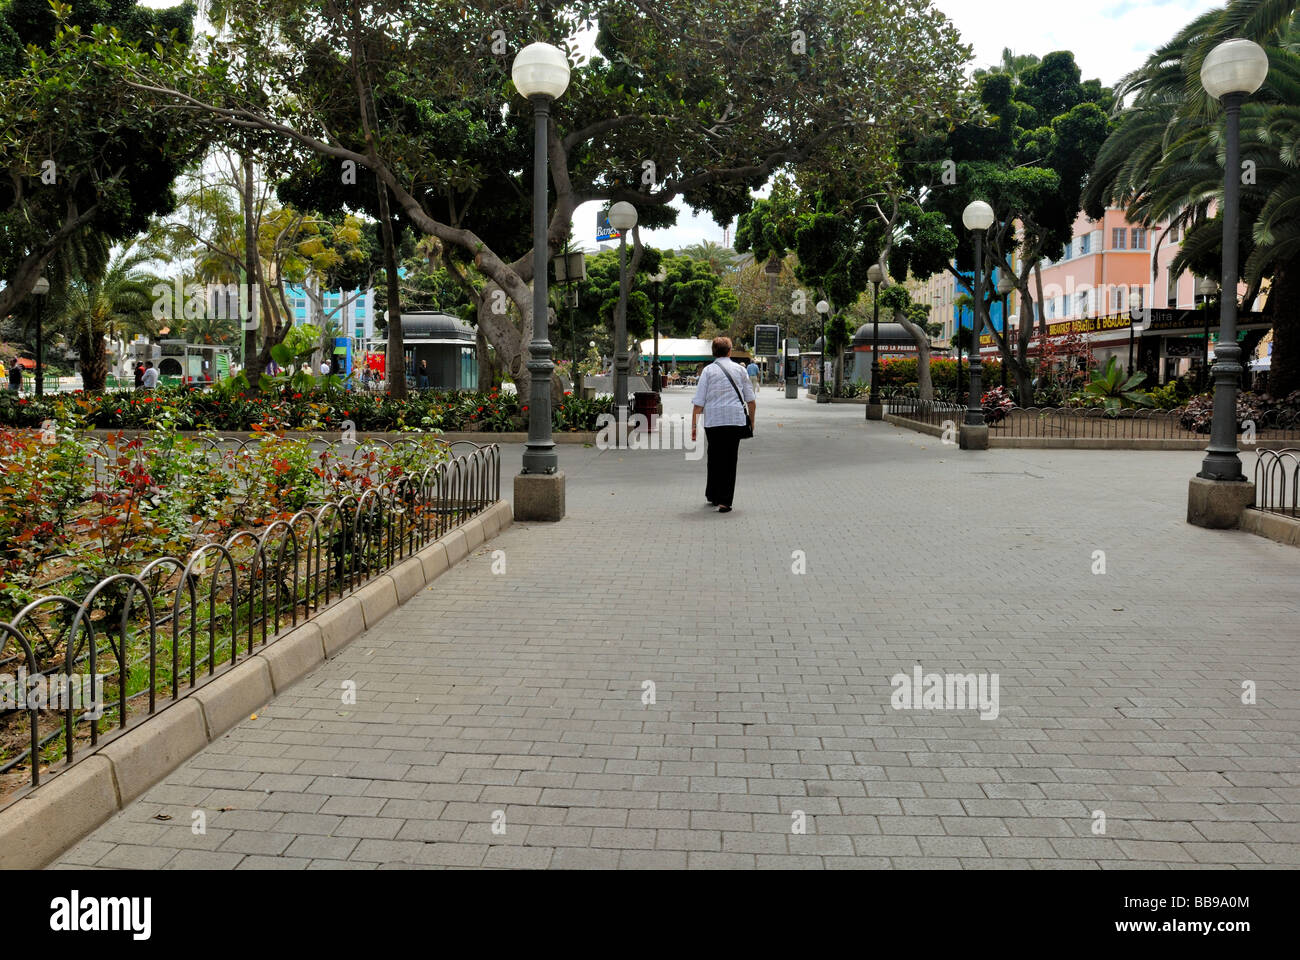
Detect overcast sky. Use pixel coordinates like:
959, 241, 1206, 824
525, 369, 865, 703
617, 0, 1227, 253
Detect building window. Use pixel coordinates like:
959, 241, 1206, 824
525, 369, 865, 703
1131, 228, 1146, 250
1167, 270, 1179, 307
1112, 228, 1127, 250
1168, 224, 1179, 243
1079, 233, 1091, 256
1111, 287, 1124, 312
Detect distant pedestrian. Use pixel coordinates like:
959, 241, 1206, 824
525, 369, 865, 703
746, 359, 760, 393
691, 337, 755, 514
141, 361, 158, 390
134, 362, 145, 389
6, 362, 20, 393
320, 359, 332, 377
417, 359, 429, 390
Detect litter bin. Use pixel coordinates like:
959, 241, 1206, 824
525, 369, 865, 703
633, 391, 662, 424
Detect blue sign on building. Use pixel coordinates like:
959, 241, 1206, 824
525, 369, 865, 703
953, 268, 1008, 334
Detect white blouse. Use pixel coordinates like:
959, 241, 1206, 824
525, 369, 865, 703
692, 359, 755, 428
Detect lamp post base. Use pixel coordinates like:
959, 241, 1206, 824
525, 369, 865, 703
514, 471, 566, 522
815, 390, 831, 404
866, 402, 884, 421
1187, 476, 1254, 529
959, 424, 989, 450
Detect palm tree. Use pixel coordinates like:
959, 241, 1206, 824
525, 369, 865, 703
55, 241, 163, 391
974, 47, 1041, 81
681, 240, 739, 276
1085, 0, 1300, 394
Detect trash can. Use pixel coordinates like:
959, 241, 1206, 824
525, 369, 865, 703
633, 391, 662, 423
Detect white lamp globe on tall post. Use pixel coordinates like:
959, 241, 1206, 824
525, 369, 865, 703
960, 201, 995, 443
866, 265, 887, 415
32, 275, 50, 396
607, 201, 638, 428
1191, 38, 1268, 518
815, 299, 831, 403
650, 268, 667, 393
511, 41, 570, 518
996, 272, 1015, 391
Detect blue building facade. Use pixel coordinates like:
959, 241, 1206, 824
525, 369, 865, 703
282, 283, 376, 341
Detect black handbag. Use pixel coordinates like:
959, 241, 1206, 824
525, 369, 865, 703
715, 360, 754, 439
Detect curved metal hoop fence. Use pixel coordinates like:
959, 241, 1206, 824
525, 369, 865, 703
1253, 449, 1300, 518
0, 439, 500, 792
881, 388, 1300, 443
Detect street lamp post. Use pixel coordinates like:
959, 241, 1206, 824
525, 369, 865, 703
1189, 37, 1269, 527
512, 41, 571, 520
608, 201, 638, 425
866, 264, 885, 420
997, 273, 1015, 391
1128, 291, 1143, 376
651, 269, 666, 392
1198, 276, 1219, 391
815, 299, 831, 403
960, 201, 996, 449
32, 275, 50, 396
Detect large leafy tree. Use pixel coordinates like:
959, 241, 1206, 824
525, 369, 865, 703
567, 247, 736, 357
154, 151, 369, 381
913, 50, 1113, 403
737, 176, 957, 397
0, 0, 204, 319
1084, 0, 1300, 395
111, 0, 969, 402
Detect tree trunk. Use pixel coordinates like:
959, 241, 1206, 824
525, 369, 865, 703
242, 154, 261, 387
375, 188, 407, 399
77, 325, 108, 392
897, 311, 933, 400
476, 324, 492, 389
476, 285, 527, 396
1267, 260, 1300, 397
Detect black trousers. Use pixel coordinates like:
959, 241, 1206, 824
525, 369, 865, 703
704, 425, 746, 506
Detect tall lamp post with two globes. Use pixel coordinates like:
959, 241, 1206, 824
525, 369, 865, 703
512, 41, 570, 521
1188, 38, 1269, 527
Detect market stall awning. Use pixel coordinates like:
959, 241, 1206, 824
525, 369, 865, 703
638, 338, 715, 361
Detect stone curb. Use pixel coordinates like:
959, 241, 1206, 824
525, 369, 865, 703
1239, 507, 1300, 547
0, 500, 514, 870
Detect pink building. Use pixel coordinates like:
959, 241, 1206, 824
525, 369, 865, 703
968, 207, 1266, 385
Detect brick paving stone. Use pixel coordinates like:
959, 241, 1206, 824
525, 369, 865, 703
53, 397, 1300, 870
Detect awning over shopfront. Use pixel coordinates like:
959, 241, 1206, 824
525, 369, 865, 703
638, 338, 715, 361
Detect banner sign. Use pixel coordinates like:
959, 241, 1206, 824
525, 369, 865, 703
597, 208, 619, 243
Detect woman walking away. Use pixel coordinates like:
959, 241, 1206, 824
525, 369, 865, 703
691, 337, 755, 513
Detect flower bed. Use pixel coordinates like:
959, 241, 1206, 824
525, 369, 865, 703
0, 385, 613, 434
0, 424, 492, 794
0, 425, 450, 617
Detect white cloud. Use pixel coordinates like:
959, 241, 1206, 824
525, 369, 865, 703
936, 0, 1224, 86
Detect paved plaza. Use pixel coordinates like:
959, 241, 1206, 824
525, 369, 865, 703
56, 389, 1300, 869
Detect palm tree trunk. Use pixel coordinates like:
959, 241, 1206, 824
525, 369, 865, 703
1267, 261, 1300, 397
78, 326, 108, 392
